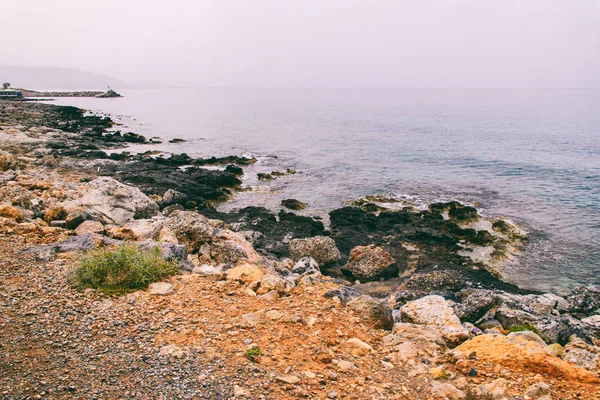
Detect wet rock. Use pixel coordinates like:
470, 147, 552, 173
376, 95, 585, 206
281, 199, 307, 210
401, 295, 470, 346
289, 236, 341, 267
63, 177, 158, 225
341, 244, 397, 282
346, 295, 394, 330
201, 207, 325, 258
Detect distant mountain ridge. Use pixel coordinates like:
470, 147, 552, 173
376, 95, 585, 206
0, 65, 126, 91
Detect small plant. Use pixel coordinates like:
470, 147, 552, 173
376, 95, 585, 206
243, 346, 264, 362
2, 82, 10, 89
71, 244, 180, 294
507, 323, 540, 336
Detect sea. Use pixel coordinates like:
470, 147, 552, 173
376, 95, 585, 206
43, 88, 600, 294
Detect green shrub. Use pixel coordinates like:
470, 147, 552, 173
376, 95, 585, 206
71, 244, 179, 294
243, 346, 264, 362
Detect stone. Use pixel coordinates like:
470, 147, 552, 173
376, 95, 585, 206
341, 244, 396, 281
291, 256, 320, 275
159, 344, 185, 358
383, 323, 447, 361
346, 295, 394, 330
544, 343, 565, 358
226, 263, 264, 284
289, 236, 341, 267
507, 330, 547, 347
137, 240, 189, 263
165, 210, 215, 251
430, 383, 466, 399
563, 336, 600, 372
258, 290, 279, 302
324, 286, 362, 305
0, 205, 24, 222
456, 334, 600, 384
401, 295, 471, 346
256, 274, 289, 295
276, 375, 300, 384
65, 212, 85, 229
327, 390, 337, 399
148, 282, 174, 295
582, 315, 600, 328
241, 313, 260, 327
346, 338, 373, 351
524, 382, 552, 400
266, 310, 284, 320
480, 378, 508, 399
122, 217, 165, 240
281, 198, 308, 210
63, 177, 158, 226
192, 264, 221, 276
337, 360, 358, 371
162, 189, 188, 206
50, 220, 67, 228
0, 150, 19, 171
233, 385, 248, 398
210, 230, 261, 264
565, 285, 600, 317
429, 367, 451, 380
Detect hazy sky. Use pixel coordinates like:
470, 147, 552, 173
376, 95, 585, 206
2, 0, 599, 88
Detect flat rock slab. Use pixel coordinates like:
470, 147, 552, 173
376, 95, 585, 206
148, 282, 174, 295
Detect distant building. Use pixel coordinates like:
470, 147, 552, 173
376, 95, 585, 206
0, 89, 23, 98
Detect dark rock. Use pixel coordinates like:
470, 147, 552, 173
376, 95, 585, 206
169, 138, 186, 143
565, 285, 600, 317
324, 286, 362, 305
224, 165, 243, 176
346, 295, 394, 330
281, 199, 308, 210
162, 204, 184, 216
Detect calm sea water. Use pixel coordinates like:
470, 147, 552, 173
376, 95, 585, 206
46, 88, 600, 294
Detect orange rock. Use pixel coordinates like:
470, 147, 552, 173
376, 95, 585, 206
0, 205, 24, 222
455, 333, 600, 384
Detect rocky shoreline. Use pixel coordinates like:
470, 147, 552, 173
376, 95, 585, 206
1, 99, 599, 399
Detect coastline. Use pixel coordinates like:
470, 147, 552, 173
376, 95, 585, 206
1, 99, 600, 398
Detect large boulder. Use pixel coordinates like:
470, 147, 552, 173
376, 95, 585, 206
288, 236, 341, 267
346, 295, 394, 330
456, 333, 600, 384
341, 244, 396, 282
400, 295, 470, 346
121, 217, 165, 241
209, 230, 261, 264
383, 322, 447, 359
165, 210, 215, 251
63, 177, 158, 226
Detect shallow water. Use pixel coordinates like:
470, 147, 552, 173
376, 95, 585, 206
45, 88, 600, 294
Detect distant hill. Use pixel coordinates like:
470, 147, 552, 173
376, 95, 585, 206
0, 65, 126, 91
